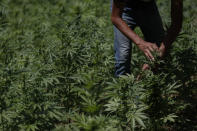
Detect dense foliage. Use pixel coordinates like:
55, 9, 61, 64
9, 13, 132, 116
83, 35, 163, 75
0, 0, 196, 130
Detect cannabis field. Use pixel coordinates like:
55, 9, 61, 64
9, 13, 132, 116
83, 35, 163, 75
0, 0, 196, 130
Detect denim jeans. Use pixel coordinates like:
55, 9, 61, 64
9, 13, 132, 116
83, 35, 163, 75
111, 0, 165, 77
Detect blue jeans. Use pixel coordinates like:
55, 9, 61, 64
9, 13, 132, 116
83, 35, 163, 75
111, 0, 165, 77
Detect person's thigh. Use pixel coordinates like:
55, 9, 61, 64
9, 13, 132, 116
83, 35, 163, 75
113, 8, 137, 76
114, 9, 137, 63
134, 1, 165, 47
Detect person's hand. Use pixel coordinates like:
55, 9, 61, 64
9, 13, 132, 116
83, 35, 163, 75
137, 40, 159, 61
142, 63, 150, 70
159, 42, 166, 57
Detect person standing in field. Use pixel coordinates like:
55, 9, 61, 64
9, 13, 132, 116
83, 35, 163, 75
111, 0, 183, 77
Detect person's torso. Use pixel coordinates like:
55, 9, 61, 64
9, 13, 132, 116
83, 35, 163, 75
110, 0, 155, 12
125, 0, 154, 8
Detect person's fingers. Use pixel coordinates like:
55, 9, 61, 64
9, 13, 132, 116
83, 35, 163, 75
145, 51, 153, 61
152, 44, 159, 51
159, 50, 163, 57
148, 45, 154, 52
158, 43, 166, 57
142, 64, 150, 71
144, 52, 151, 60
146, 50, 154, 61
